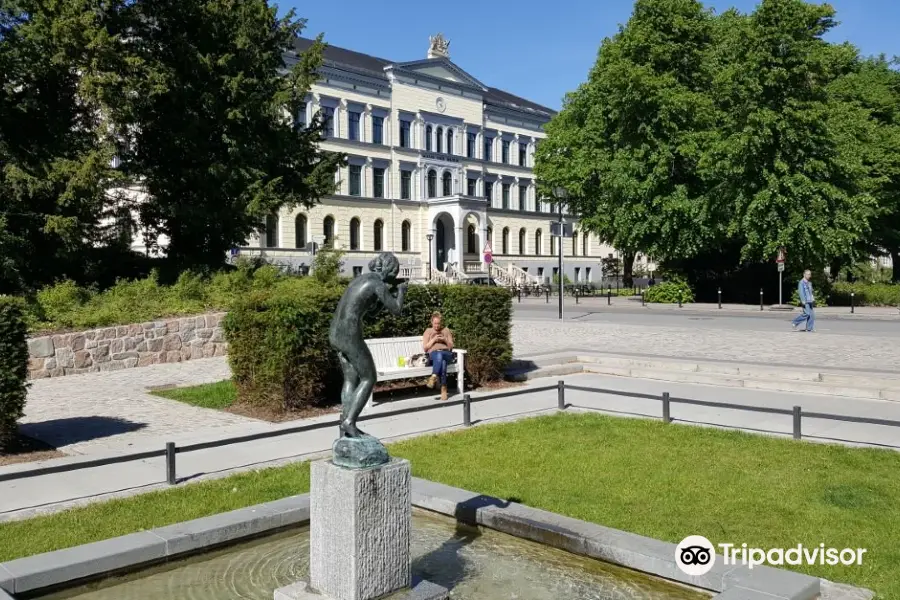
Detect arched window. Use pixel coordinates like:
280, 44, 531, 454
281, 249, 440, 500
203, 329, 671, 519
446, 129, 453, 155
442, 172, 452, 196
582, 232, 589, 256
425, 125, 433, 151
323, 216, 334, 247
373, 219, 383, 251
349, 217, 360, 250
502, 227, 509, 255
295, 214, 307, 248
265, 213, 278, 248
487, 226, 493, 248
550, 235, 557, 256
401, 220, 411, 252
427, 170, 437, 198
436, 127, 443, 153
535, 229, 542, 256
518, 228, 526, 255
572, 231, 578, 256
467, 224, 477, 254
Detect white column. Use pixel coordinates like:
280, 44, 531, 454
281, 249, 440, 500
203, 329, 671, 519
455, 225, 464, 267
480, 223, 488, 270
363, 104, 372, 143
364, 158, 373, 197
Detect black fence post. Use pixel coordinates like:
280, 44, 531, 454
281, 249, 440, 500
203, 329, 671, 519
760, 288, 764, 311
793, 406, 802, 440
662, 392, 671, 423
575, 288, 580, 304
641, 289, 645, 307
718, 288, 722, 309
545, 287, 550, 303
557, 380, 566, 410
851, 292, 855, 314
166, 442, 176, 485
517, 287, 521, 303
607, 286, 612, 306
678, 297, 682, 308
463, 394, 472, 427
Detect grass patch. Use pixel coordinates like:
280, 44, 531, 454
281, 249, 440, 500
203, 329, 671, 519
1, 413, 897, 596
152, 380, 237, 410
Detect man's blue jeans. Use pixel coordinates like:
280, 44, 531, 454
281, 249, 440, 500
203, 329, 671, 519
792, 303, 815, 331
430, 350, 454, 386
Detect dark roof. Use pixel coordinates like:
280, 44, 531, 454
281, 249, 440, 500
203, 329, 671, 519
289, 37, 555, 118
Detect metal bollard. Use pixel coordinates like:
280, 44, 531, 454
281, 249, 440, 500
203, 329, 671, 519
718, 288, 722, 309
545, 287, 550, 303
463, 393, 472, 427
517, 287, 521, 303
607, 286, 612, 306
662, 392, 671, 423
575, 288, 579, 304
557, 380, 566, 410
851, 292, 855, 314
641, 289, 645, 307
793, 405, 802, 440
166, 442, 177, 485
678, 296, 682, 308
760, 288, 764, 311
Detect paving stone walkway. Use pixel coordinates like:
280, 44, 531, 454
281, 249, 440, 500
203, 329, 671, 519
18, 317, 900, 456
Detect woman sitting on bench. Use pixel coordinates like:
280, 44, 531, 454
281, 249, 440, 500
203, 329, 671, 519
422, 312, 454, 401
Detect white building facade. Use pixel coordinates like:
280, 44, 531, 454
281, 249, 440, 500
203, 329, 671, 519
240, 35, 622, 285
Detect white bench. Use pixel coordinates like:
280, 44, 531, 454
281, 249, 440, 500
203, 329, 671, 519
365, 336, 466, 400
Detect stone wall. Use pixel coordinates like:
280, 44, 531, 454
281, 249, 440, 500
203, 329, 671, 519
27, 312, 228, 379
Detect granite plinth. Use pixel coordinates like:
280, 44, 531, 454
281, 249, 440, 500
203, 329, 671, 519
308, 458, 411, 600
273, 580, 449, 600
332, 435, 390, 470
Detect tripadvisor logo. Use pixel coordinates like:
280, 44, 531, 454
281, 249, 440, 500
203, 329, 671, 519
675, 536, 867, 575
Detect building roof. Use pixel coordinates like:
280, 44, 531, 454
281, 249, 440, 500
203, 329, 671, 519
290, 37, 556, 119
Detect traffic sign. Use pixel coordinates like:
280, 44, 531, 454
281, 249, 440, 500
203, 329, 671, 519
483, 240, 493, 255
484, 253, 493, 264
776, 247, 786, 263
778, 263, 785, 272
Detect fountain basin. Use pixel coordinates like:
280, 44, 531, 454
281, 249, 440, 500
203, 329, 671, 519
0, 478, 821, 600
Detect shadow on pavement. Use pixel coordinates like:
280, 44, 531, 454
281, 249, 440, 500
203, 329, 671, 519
20, 416, 147, 448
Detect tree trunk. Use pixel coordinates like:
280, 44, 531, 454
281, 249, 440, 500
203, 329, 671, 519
891, 249, 899, 284
829, 258, 843, 282
623, 252, 635, 288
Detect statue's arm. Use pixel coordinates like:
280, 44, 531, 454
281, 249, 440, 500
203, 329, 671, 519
379, 282, 407, 315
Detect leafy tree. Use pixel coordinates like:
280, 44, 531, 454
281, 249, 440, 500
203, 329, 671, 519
98, 0, 345, 276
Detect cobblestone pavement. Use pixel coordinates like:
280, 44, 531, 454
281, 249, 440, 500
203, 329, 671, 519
20, 357, 244, 455
512, 319, 900, 372
18, 316, 900, 457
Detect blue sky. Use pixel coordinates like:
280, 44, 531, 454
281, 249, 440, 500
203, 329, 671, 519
284, 0, 899, 111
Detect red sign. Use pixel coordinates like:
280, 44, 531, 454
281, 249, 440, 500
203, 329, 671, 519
484, 253, 493, 264
776, 247, 786, 263
483, 240, 493, 255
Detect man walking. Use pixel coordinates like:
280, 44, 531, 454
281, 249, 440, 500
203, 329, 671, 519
791, 270, 816, 332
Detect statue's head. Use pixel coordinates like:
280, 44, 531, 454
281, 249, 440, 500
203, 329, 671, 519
368, 252, 400, 282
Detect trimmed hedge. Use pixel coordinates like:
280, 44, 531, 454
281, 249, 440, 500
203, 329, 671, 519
829, 282, 900, 307
0, 297, 29, 451
643, 281, 694, 304
224, 281, 513, 412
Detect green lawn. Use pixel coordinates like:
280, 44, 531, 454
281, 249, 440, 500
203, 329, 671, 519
151, 380, 237, 409
1, 413, 898, 597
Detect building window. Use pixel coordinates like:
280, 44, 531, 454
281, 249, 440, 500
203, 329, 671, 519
551, 235, 556, 256
467, 178, 477, 196
348, 111, 360, 141
538, 267, 544, 280
575, 267, 581, 282
442, 172, 452, 196
353, 266, 363, 277
401, 220, 411, 251
552, 267, 559, 279
484, 137, 493, 161
502, 184, 510, 209
349, 165, 362, 196
467, 225, 477, 253
373, 219, 383, 251
572, 231, 578, 256
487, 226, 493, 247
265, 213, 278, 248
502, 227, 509, 255
427, 170, 437, 198
436, 127, 443, 153
518, 228, 526, 255
426, 126, 433, 151
446, 129, 453, 155
323, 215, 334, 246
467, 132, 476, 158
502, 140, 510, 163
296, 102, 307, 128
401, 170, 412, 199
295, 214, 307, 248
519, 185, 527, 210
321, 106, 335, 137
582, 232, 589, 256
372, 115, 384, 144
373, 167, 385, 198
400, 120, 411, 147
519, 143, 527, 166
535, 229, 542, 255
349, 217, 360, 250
586, 267, 592, 282
485, 181, 493, 204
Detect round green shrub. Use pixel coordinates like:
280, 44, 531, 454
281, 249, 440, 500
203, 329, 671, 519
643, 281, 694, 304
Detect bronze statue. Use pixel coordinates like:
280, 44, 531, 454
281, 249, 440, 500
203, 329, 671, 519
329, 252, 407, 468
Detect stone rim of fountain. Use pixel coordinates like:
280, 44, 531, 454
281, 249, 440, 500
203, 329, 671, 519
0, 477, 870, 600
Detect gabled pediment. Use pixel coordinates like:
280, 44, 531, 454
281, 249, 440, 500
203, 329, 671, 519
385, 58, 488, 92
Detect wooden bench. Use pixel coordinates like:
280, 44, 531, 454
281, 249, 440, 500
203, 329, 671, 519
365, 336, 466, 400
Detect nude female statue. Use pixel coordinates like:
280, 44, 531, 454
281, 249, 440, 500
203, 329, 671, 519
329, 252, 407, 438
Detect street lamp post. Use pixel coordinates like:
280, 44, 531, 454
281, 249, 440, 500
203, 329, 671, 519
554, 186, 568, 321
426, 232, 434, 281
